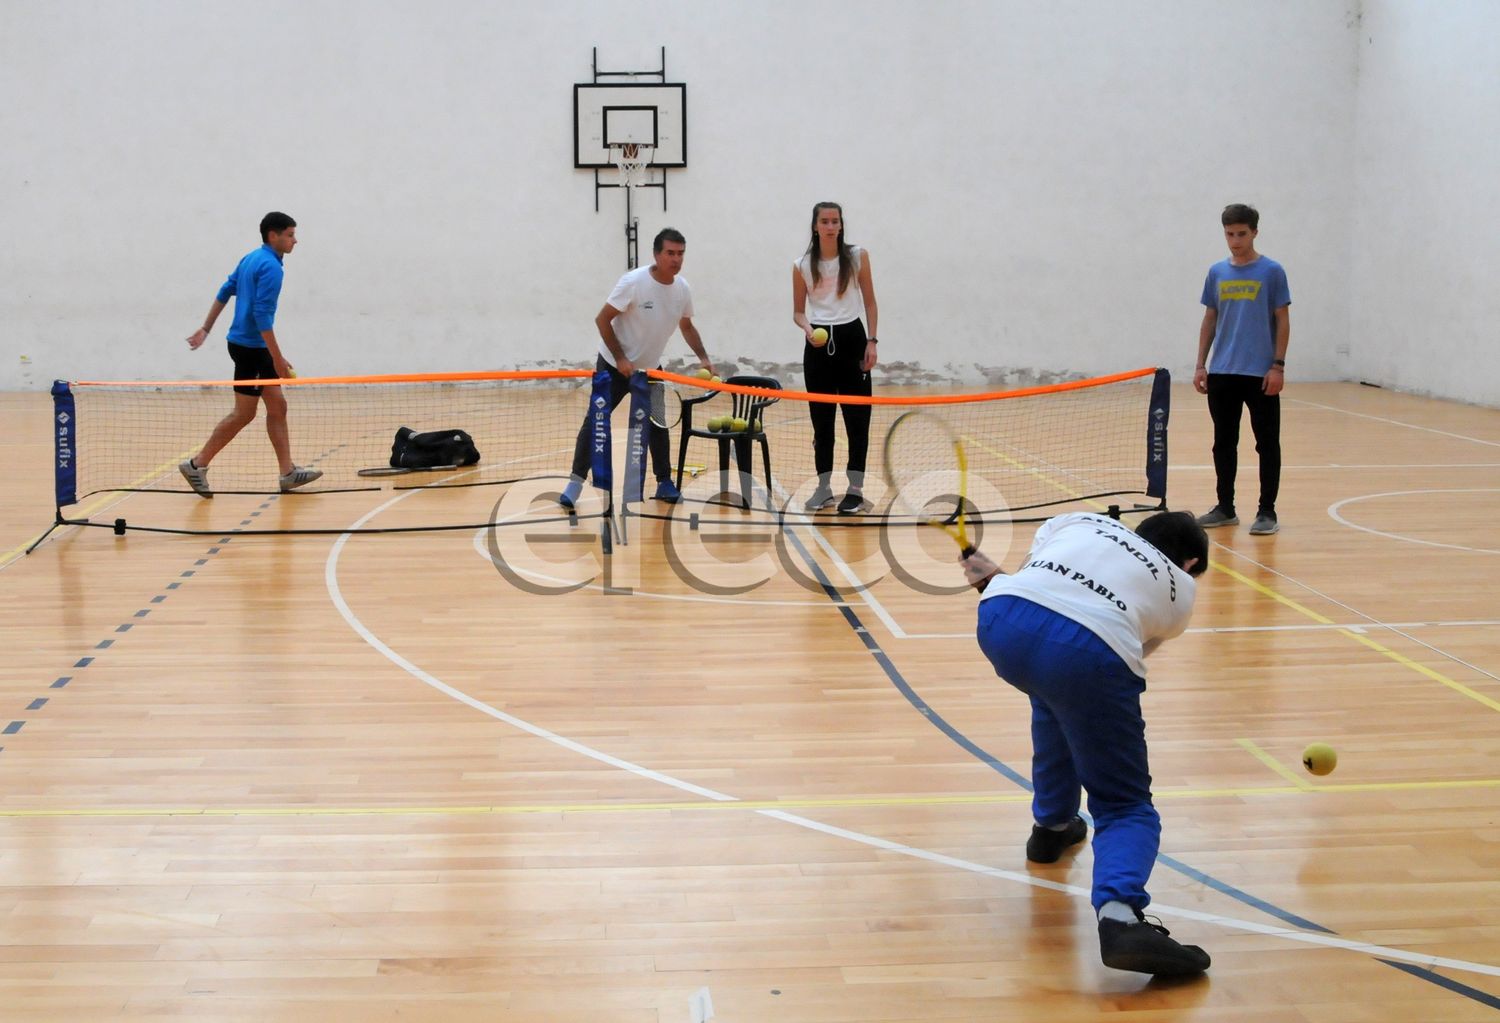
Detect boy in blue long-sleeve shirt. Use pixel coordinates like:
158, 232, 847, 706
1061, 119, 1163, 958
179, 212, 321, 497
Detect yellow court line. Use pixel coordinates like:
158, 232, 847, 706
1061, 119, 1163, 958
4, 778, 1499, 819
1235, 738, 1314, 791
960, 435, 1108, 513
1211, 561, 1336, 623
1213, 552, 1500, 713
1, 451, 196, 568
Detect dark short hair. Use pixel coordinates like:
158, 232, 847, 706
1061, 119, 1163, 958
653, 227, 685, 253
1135, 511, 1209, 577
1221, 204, 1259, 230
260, 211, 297, 241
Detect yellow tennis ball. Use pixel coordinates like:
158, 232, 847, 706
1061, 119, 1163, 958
810, 327, 829, 347
694, 367, 713, 380
710, 375, 722, 384
730, 417, 748, 432
1301, 742, 1337, 776
706, 416, 726, 431
287, 367, 298, 378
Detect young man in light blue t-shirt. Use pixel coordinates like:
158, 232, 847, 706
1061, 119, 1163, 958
1192, 204, 1291, 535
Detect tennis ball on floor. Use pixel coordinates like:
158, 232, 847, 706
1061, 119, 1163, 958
1301, 742, 1337, 776
810, 327, 829, 347
730, 417, 748, 432
694, 367, 713, 380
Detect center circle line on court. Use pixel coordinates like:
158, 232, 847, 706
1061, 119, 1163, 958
326, 486, 1500, 981
1328, 488, 1500, 554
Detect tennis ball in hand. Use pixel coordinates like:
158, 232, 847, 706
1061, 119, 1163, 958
810, 327, 829, 347
1301, 742, 1337, 776
286, 365, 298, 378
694, 367, 713, 380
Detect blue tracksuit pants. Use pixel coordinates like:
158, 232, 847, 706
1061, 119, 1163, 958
977, 595, 1160, 910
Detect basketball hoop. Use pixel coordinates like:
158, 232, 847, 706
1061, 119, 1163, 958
610, 142, 655, 189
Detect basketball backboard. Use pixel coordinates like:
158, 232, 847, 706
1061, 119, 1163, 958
574, 83, 687, 169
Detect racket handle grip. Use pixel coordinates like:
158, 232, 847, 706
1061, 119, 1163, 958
960, 544, 976, 558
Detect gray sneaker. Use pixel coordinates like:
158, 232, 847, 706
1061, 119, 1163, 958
804, 486, 835, 512
179, 458, 212, 499
1196, 506, 1238, 528
1249, 513, 1280, 535
279, 466, 324, 492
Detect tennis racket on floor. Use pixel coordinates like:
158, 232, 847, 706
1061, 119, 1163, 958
356, 464, 462, 477
882, 409, 975, 557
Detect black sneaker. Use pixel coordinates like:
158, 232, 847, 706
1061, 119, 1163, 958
836, 492, 865, 515
1025, 815, 1088, 863
1099, 909, 1211, 976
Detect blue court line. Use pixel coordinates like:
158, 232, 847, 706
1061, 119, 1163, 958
1378, 960, 1500, 1009
777, 525, 1485, 1006
6, 537, 234, 759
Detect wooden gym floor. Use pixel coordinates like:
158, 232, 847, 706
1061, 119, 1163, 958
1, 382, 1497, 1022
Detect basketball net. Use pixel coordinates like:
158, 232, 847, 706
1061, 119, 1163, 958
611, 143, 654, 189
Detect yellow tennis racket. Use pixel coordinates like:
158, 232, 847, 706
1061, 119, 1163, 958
882, 409, 975, 557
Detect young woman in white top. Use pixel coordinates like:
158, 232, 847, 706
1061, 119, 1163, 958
792, 201, 879, 514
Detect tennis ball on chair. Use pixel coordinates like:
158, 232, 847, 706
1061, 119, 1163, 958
810, 327, 829, 347
694, 367, 713, 380
706, 416, 726, 431
730, 417, 748, 433
1301, 742, 1337, 776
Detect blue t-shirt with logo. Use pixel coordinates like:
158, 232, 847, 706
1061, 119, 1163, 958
1200, 256, 1290, 376
215, 244, 286, 349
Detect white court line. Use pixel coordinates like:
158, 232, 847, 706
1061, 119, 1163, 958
1329, 489, 1500, 555
325, 483, 1500, 979
1286, 397, 1500, 449
1212, 540, 1500, 688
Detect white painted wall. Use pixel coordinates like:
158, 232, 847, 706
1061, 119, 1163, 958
2, 1, 1363, 391
1348, 0, 1500, 405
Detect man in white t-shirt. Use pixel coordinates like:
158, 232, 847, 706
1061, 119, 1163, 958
559, 229, 714, 508
961, 510, 1212, 977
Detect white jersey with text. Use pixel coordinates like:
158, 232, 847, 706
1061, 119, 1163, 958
980, 512, 1196, 677
599, 266, 694, 370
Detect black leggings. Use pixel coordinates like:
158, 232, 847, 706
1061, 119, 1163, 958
803, 319, 872, 479
568, 356, 671, 481
1206, 373, 1281, 515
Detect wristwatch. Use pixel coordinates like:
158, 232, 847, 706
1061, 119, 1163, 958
1273, 359, 1285, 367
867, 337, 878, 344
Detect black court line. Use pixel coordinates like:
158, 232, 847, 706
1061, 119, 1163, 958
775, 524, 1493, 1007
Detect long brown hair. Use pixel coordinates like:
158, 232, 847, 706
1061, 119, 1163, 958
804, 201, 854, 296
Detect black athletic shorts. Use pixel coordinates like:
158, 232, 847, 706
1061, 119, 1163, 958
228, 342, 277, 396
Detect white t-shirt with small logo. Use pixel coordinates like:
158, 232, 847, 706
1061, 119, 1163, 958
980, 512, 1197, 677
599, 266, 694, 370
